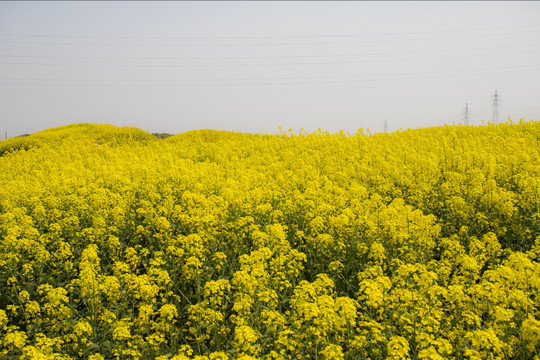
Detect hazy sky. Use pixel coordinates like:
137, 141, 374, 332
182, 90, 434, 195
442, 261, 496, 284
1, 1, 539, 137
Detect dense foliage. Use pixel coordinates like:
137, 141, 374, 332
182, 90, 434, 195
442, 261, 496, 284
0, 121, 539, 359
151, 133, 174, 140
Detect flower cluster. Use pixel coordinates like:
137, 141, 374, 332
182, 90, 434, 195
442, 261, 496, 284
0, 120, 539, 359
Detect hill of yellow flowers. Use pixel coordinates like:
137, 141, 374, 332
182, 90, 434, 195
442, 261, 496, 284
0, 121, 539, 359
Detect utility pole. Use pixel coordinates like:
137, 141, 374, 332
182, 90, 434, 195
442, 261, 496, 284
492, 90, 501, 124
462, 103, 471, 126
384, 119, 388, 133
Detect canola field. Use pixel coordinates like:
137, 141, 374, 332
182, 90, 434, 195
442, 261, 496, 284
0, 121, 539, 360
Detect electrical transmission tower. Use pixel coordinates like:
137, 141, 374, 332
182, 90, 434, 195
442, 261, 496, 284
384, 119, 388, 133
462, 103, 471, 126
492, 90, 501, 124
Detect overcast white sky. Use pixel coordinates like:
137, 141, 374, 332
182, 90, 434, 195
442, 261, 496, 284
1, 1, 539, 137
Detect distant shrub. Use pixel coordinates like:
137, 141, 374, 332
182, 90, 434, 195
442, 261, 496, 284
152, 133, 174, 139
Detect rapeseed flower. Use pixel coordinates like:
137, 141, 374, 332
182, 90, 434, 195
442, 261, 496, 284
0, 121, 539, 359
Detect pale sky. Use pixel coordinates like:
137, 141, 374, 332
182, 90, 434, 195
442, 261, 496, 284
1, 1, 539, 137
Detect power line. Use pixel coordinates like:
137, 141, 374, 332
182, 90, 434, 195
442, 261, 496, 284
1, 64, 539, 84
2, 55, 540, 69
1, 66, 539, 90
0, 30, 535, 47
3, 72, 538, 94
0, 24, 537, 40
1, 43, 538, 62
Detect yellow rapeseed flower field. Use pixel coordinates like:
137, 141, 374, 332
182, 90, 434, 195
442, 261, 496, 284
0, 121, 539, 359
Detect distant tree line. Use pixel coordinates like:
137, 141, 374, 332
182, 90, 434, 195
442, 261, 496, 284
152, 133, 174, 139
